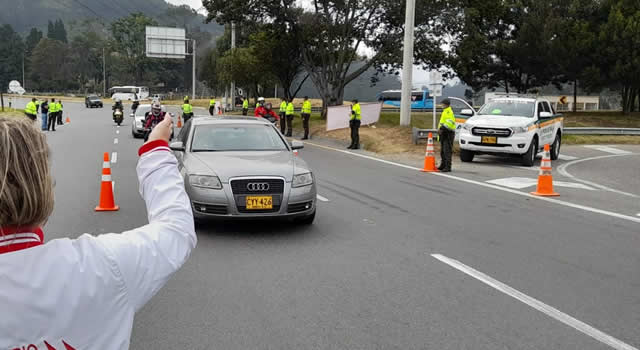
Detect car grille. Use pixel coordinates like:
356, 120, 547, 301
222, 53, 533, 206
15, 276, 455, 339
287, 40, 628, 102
230, 179, 285, 195
193, 202, 228, 215
469, 142, 510, 147
288, 201, 313, 213
231, 178, 285, 213
471, 127, 512, 137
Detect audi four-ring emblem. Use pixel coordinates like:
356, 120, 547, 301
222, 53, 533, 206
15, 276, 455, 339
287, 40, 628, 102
247, 182, 270, 191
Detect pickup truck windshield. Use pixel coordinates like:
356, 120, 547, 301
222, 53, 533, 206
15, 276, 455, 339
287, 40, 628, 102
478, 101, 535, 118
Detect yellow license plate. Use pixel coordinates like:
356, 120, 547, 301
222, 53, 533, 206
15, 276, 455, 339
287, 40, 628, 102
246, 196, 273, 210
481, 136, 497, 144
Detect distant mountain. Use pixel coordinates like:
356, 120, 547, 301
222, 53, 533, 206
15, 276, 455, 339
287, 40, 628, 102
0, 0, 222, 37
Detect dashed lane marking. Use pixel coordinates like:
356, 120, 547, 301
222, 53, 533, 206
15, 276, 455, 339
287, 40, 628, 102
432, 254, 639, 350
304, 141, 640, 224
114, 138, 118, 144
111, 152, 117, 164
583, 145, 632, 155
316, 194, 329, 202
116, 130, 120, 134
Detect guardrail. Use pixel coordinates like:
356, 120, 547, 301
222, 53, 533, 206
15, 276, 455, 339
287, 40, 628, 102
412, 126, 640, 144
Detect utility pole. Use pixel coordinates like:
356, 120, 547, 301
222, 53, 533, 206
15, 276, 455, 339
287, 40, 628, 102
103, 47, 106, 97
399, 0, 416, 126
230, 22, 236, 111
192, 39, 196, 100
22, 53, 25, 91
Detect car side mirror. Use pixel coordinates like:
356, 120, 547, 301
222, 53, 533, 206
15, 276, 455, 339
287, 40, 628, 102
291, 140, 304, 150
130, 113, 134, 118
460, 108, 474, 117
170, 141, 185, 152
539, 111, 553, 118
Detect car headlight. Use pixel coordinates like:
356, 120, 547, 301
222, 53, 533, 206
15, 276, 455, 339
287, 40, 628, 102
462, 123, 473, 131
136, 120, 142, 128
292, 172, 313, 188
512, 126, 529, 134
189, 175, 222, 189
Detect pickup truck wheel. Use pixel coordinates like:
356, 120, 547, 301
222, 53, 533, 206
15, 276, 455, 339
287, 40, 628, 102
522, 138, 538, 167
460, 149, 475, 162
550, 133, 561, 160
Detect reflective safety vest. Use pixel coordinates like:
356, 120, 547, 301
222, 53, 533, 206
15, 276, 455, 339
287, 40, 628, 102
48, 102, 57, 113
302, 100, 312, 114
182, 103, 193, 114
25, 101, 37, 115
351, 103, 361, 120
439, 106, 456, 130
279, 101, 287, 113
59, 102, 63, 111
243, 99, 249, 109
286, 102, 294, 116
35, 100, 41, 111
209, 99, 215, 106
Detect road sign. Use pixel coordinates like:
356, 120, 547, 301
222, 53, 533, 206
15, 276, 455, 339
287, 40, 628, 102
559, 96, 568, 104
145, 26, 187, 59
8, 80, 21, 92
429, 83, 443, 97
429, 71, 443, 85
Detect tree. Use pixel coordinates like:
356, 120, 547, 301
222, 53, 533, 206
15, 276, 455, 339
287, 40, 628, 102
216, 47, 273, 99
29, 39, 71, 92
69, 31, 106, 92
110, 13, 158, 84
54, 19, 68, 43
47, 21, 55, 40
0, 24, 24, 110
203, 0, 448, 117
25, 28, 43, 56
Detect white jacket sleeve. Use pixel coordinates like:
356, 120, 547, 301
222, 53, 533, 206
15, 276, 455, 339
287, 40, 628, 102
97, 140, 197, 311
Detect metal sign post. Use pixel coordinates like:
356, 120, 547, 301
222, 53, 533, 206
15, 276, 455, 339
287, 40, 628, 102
428, 71, 443, 130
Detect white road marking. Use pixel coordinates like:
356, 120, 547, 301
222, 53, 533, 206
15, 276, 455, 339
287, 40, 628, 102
558, 154, 579, 161
432, 253, 638, 350
113, 138, 118, 144
509, 165, 540, 172
583, 145, 632, 155
304, 141, 640, 224
557, 154, 639, 198
116, 130, 120, 134
111, 152, 117, 164
117, 125, 120, 128
486, 177, 595, 190
316, 194, 329, 202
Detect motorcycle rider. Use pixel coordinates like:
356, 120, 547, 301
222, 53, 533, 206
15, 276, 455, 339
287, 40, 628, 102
144, 102, 168, 142
254, 102, 280, 123
132, 98, 140, 114
112, 98, 123, 112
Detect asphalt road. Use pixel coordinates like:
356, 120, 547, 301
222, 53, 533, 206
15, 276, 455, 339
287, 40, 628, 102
20, 98, 640, 349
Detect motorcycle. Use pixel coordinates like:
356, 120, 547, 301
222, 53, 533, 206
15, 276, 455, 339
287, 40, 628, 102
143, 112, 175, 142
113, 108, 123, 126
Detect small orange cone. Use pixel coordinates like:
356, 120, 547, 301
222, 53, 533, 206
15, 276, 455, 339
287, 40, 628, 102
177, 115, 182, 128
218, 106, 223, 115
531, 144, 559, 197
421, 132, 439, 172
95, 152, 119, 211
65, 116, 70, 123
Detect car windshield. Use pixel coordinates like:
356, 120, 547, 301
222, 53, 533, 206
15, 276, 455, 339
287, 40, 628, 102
191, 124, 288, 152
136, 107, 151, 116
88, 96, 99, 101
478, 100, 535, 117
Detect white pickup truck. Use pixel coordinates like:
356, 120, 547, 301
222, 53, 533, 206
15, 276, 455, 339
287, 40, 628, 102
457, 97, 563, 166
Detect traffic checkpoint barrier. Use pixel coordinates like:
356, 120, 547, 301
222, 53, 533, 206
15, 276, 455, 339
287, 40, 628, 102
95, 152, 119, 211
531, 144, 559, 197
421, 132, 439, 173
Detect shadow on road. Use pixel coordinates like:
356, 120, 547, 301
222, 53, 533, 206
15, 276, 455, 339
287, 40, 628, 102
195, 219, 317, 239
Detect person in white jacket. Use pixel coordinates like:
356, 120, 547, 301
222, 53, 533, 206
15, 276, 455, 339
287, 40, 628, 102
0, 115, 196, 349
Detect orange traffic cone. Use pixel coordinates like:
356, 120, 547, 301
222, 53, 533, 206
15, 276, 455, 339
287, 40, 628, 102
421, 132, 439, 172
531, 144, 559, 197
95, 152, 119, 211
177, 115, 182, 128
65, 116, 70, 123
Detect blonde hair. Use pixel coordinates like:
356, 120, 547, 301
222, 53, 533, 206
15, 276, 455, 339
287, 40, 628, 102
0, 117, 54, 228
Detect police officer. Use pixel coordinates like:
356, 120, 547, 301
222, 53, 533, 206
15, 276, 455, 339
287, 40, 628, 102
40, 99, 49, 131
438, 99, 456, 172
242, 98, 249, 115
182, 98, 194, 124
279, 97, 287, 134
301, 96, 311, 140
48, 98, 57, 131
285, 98, 295, 137
348, 99, 361, 149
57, 101, 64, 125
24, 98, 38, 121
209, 97, 216, 115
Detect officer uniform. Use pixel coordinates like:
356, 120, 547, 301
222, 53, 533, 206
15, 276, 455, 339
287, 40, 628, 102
285, 101, 294, 137
242, 99, 249, 115
24, 99, 38, 121
279, 100, 287, 134
48, 100, 58, 131
182, 101, 194, 124
40, 100, 49, 131
349, 100, 361, 149
301, 98, 312, 140
438, 100, 456, 172
57, 101, 64, 125
209, 98, 216, 115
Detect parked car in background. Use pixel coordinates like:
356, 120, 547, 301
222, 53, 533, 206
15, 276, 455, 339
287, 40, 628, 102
85, 95, 103, 108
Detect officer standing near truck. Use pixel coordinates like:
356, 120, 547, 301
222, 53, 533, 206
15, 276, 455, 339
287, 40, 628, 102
348, 99, 361, 149
438, 99, 456, 172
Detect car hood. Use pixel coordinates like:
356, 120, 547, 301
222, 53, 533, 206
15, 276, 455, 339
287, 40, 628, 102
467, 114, 533, 127
186, 151, 302, 182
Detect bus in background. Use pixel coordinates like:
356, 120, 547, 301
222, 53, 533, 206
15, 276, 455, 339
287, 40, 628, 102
376, 90, 434, 109
109, 86, 150, 101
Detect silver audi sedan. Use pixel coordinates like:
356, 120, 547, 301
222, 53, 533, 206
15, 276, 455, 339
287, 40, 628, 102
170, 116, 317, 224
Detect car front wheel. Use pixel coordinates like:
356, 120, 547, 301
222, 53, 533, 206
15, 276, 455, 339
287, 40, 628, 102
522, 138, 538, 167
550, 133, 561, 160
460, 149, 475, 162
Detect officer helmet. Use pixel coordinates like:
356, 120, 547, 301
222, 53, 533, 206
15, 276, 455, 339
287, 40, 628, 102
442, 99, 451, 106
265, 102, 272, 110
115, 98, 121, 103
152, 102, 162, 116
